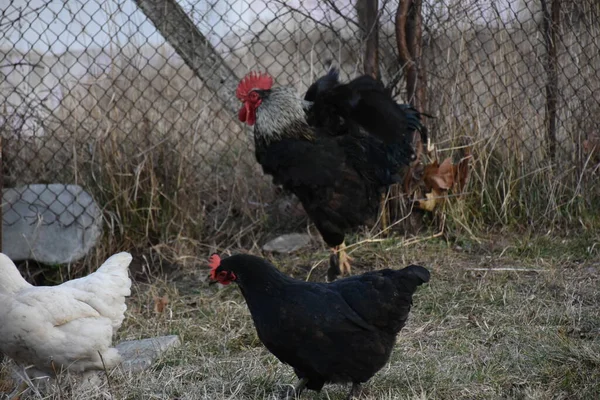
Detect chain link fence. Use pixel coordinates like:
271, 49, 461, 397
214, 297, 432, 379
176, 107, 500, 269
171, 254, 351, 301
1, 0, 599, 258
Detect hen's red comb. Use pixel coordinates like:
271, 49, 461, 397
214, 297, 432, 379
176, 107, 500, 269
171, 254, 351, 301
236, 71, 273, 101
209, 254, 221, 280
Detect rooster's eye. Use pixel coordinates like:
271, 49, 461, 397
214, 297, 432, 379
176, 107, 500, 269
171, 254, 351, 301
249, 91, 260, 101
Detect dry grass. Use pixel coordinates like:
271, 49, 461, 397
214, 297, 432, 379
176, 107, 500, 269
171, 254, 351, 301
2, 235, 599, 399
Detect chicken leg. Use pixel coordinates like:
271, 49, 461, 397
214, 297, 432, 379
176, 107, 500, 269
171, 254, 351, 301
7, 366, 32, 400
380, 193, 389, 234
280, 377, 308, 400
337, 242, 353, 276
347, 382, 363, 399
7, 381, 27, 400
326, 242, 353, 281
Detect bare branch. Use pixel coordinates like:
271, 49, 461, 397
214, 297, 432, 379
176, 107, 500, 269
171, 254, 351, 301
0, 1, 53, 28
322, 0, 361, 29
272, 0, 344, 36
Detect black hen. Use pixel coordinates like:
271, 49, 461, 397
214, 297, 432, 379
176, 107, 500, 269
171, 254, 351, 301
209, 253, 430, 398
236, 69, 424, 279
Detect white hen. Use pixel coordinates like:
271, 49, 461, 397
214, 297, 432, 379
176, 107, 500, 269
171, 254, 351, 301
0, 252, 132, 375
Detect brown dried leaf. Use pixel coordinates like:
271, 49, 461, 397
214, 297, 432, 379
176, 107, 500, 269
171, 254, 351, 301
424, 158, 455, 191
418, 188, 442, 211
153, 295, 169, 314
422, 160, 438, 190
435, 157, 455, 190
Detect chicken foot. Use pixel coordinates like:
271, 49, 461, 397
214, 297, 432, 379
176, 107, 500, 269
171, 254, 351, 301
326, 242, 353, 282
280, 377, 308, 399
7, 381, 27, 400
346, 382, 363, 400
7, 365, 36, 400
379, 192, 389, 235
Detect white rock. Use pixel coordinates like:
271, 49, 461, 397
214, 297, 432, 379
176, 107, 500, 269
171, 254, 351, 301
2, 184, 102, 263
116, 335, 181, 373
262, 233, 312, 254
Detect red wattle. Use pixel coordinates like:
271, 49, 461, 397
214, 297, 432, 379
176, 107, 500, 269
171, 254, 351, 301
246, 102, 257, 126
238, 105, 247, 122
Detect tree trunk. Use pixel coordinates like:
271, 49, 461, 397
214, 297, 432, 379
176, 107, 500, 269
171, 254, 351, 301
356, 0, 380, 79
406, 0, 426, 112
133, 0, 240, 114
540, 0, 560, 161
396, 0, 426, 112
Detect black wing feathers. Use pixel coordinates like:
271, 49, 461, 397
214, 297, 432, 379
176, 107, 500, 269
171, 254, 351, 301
304, 67, 339, 102
306, 68, 423, 146
331, 265, 430, 334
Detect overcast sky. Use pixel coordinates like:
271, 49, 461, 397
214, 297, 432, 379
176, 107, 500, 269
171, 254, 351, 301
2, 0, 327, 53
1, 0, 531, 54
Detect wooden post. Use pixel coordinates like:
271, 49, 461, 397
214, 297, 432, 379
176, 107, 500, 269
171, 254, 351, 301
133, 0, 240, 114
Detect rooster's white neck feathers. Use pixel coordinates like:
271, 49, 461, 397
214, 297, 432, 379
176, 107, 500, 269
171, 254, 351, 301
255, 86, 309, 141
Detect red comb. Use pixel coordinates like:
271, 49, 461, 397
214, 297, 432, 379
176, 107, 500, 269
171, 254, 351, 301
209, 254, 221, 280
236, 71, 273, 101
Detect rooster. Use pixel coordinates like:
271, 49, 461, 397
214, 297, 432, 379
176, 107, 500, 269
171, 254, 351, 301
209, 253, 429, 399
236, 68, 424, 279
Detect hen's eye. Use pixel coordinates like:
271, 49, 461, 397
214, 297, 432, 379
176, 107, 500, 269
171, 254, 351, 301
216, 270, 236, 285
249, 91, 259, 101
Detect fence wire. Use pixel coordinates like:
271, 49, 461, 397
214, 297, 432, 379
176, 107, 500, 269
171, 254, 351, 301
1, 0, 599, 252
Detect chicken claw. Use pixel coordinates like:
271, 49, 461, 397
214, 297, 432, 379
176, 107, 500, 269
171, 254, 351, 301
279, 378, 308, 399
327, 242, 353, 281
346, 382, 363, 399
7, 379, 28, 400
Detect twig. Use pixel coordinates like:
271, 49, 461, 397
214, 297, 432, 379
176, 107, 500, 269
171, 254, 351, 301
50, 359, 64, 399
322, 0, 361, 29
272, 1, 342, 35
248, 9, 294, 49
465, 268, 547, 273
385, 228, 444, 251
0, 62, 43, 69
305, 258, 327, 282
98, 351, 114, 400
0, 1, 53, 28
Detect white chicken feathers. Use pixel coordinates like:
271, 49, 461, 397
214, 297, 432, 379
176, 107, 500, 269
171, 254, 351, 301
0, 252, 132, 374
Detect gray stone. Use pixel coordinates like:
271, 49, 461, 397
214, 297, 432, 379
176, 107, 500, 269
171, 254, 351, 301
2, 184, 102, 263
586, 266, 598, 274
262, 233, 312, 254
116, 335, 181, 373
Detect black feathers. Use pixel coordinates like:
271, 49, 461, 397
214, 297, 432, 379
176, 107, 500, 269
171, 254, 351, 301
304, 67, 339, 102
214, 254, 430, 393
305, 68, 424, 146
252, 68, 425, 249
